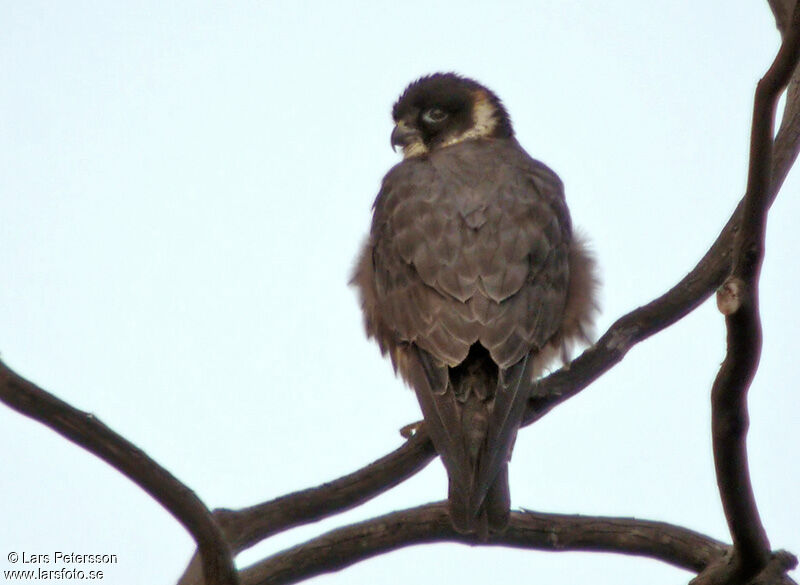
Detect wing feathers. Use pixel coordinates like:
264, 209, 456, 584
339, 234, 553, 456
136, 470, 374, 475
405, 347, 472, 493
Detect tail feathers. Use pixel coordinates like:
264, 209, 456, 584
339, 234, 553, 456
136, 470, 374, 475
484, 466, 511, 531
448, 465, 511, 539
444, 344, 524, 538
406, 343, 522, 538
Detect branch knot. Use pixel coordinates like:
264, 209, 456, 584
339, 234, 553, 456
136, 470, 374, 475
717, 277, 746, 316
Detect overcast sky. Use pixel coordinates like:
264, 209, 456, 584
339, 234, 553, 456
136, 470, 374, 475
1, 2, 798, 584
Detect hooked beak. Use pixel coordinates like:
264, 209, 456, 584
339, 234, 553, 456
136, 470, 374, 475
390, 122, 421, 152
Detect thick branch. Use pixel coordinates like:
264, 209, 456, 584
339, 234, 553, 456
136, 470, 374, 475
691, 550, 798, 585
239, 503, 732, 585
0, 359, 238, 585
768, 0, 796, 34
702, 4, 800, 583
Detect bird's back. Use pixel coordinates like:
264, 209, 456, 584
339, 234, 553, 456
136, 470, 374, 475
369, 138, 572, 373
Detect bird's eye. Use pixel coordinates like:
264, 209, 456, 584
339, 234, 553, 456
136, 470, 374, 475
421, 108, 448, 124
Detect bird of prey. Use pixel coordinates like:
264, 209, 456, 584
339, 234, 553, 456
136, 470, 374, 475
352, 73, 597, 536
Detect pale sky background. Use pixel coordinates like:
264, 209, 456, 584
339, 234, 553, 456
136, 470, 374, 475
1, 2, 799, 584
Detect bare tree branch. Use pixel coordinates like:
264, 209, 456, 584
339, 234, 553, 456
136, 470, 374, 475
215, 430, 435, 552
691, 551, 798, 585
697, 4, 800, 584
176, 431, 436, 585
773, 72, 800, 189
237, 503, 736, 585
0, 359, 238, 585
768, 0, 797, 34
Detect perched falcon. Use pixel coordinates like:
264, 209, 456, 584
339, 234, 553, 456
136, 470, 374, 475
352, 73, 597, 536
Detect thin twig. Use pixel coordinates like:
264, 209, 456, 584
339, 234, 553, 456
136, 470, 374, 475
0, 359, 238, 585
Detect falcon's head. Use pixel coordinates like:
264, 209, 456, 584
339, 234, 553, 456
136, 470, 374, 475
391, 73, 514, 159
